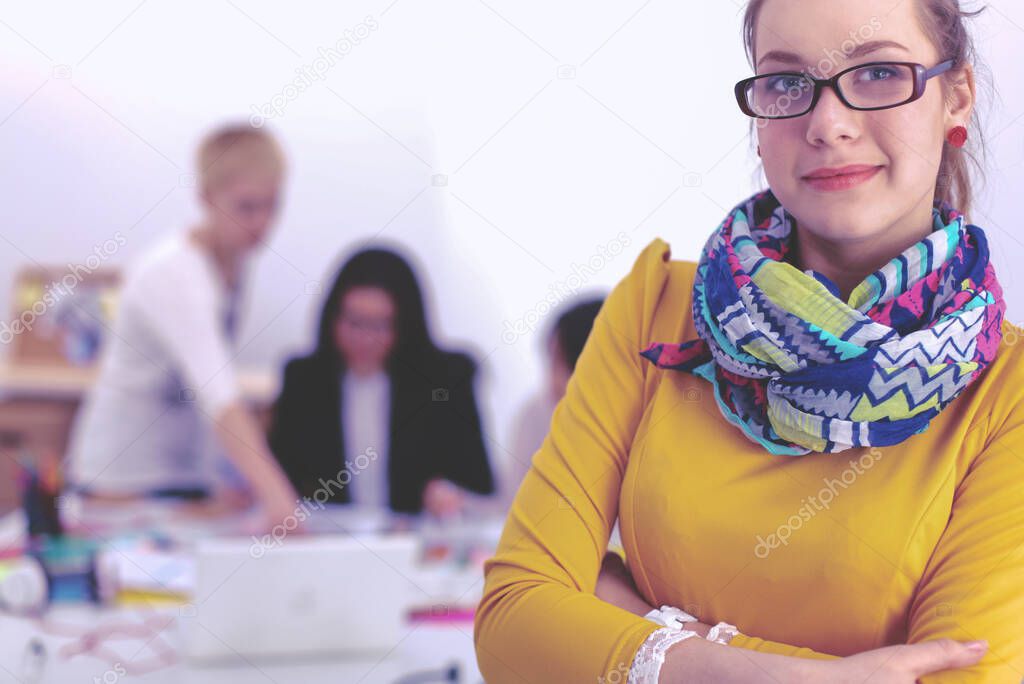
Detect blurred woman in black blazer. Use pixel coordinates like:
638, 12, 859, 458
268, 247, 494, 516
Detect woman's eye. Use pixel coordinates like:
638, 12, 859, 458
860, 67, 898, 81
767, 76, 806, 92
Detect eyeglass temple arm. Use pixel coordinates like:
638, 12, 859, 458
925, 60, 955, 79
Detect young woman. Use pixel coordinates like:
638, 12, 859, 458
475, 1, 1022, 682
268, 247, 495, 517
67, 124, 299, 531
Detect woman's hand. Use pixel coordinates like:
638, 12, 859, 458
182, 487, 251, 518
806, 639, 988, 683
211, 401, 304, 534
423, 478, 464, 518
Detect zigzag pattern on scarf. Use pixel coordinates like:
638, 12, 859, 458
875, 311, 985, 367
640, 189, 1006, 455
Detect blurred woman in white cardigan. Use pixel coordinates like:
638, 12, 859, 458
67, 124, 298, 530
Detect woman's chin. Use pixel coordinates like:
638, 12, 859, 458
789, 210, 892, 245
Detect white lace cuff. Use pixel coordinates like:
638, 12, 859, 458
626, 627, 701, 684
707, 620, 740, 645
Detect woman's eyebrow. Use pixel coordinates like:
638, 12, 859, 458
756, 40, 912, 69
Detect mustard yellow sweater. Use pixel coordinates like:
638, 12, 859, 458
475, 238, 1024, 683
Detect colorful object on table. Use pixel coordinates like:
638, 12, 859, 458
14, 453, 98, 605
108, 590, 189, 607
641, 189, 1005, 454
19, 453, 63, 539
0, 557, 48, 615
28, 535, 99, 603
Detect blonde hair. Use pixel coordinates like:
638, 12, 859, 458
742, 0, 987, 218
196, 123, 286, 193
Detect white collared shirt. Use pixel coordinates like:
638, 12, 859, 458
340, 368, 391, 508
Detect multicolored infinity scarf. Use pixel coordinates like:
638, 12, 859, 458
640, 190, 1006, 455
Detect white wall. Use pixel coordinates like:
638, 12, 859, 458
1, 1, 1022, 470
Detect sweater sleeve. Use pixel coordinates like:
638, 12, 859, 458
904, 369, 1024, 683
474, 240, 668, 683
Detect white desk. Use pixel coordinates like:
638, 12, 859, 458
0, 508, 499, 683
0, 605, 482, 683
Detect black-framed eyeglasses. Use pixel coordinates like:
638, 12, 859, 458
734, 60, 954, 120
338, 310, 394, 335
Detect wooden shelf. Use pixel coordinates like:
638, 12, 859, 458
0, 362, 279, 404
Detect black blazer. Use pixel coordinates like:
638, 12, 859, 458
267, 350, 494, 514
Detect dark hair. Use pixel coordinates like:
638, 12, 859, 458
551, 298, 605, 372
314, 246, 439, 370
742, 0, 987, 218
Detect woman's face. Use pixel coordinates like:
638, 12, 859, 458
754, 0, 972, 243
334, 286, 397, 374
203, 173, 282, 254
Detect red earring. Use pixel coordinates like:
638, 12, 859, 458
947, 125, 968, 149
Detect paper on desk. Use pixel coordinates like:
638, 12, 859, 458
96, 547, 195, 598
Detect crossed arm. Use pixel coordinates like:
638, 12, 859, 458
473, 242, 1015, 683
593, 551, 991, 684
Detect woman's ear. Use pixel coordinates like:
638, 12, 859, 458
945, 64, 975, 127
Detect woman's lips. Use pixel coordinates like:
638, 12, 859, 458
801, 165, 883, 192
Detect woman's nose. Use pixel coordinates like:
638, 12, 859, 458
804, 86, 861, 147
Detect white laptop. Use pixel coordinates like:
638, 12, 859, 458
182, 533, 420, 662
